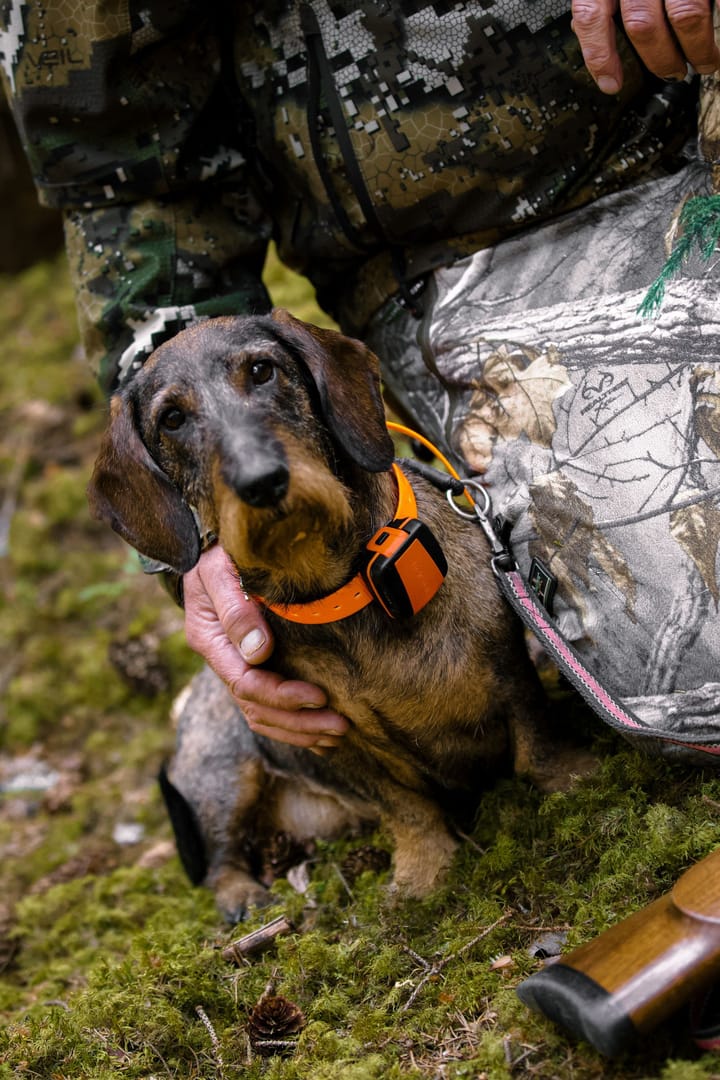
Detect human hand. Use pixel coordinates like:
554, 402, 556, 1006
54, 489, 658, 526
183, 545, 349, 751
572, 0, 719, 94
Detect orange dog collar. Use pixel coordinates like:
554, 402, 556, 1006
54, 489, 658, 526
261, 463, 447, 624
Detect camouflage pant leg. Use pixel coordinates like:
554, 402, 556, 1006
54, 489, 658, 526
366, 158, 720, 761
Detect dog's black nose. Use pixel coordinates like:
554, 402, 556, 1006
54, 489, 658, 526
223, 459, 290, 508
217, 425, 290, 508
238, 464, 289, 507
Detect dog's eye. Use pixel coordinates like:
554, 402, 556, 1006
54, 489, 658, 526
250, 359, 274, 386
159, 406, 186, 432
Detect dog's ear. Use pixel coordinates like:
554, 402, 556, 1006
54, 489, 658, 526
271, 308, 394, 472
87, 395, 201, 573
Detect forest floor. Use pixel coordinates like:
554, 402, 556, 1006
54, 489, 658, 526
2, 250, 720, 1079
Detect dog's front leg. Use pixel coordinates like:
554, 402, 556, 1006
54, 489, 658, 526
381, 790, 458, 898
506, 688, 598, 794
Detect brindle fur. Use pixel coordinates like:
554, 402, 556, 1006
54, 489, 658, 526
89, 309, 583, 920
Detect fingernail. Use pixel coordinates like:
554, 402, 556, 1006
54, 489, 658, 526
596, 75, 620, 95
240, 629, 266, 660
316, 737, 339, 749
309, 747, 330, 757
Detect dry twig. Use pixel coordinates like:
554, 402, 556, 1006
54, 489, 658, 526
196, 1004, 225, 1078
400, 911, 512, 1012
222, 914, 294, 963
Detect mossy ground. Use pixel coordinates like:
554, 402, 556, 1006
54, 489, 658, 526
2, 250, 720, 1080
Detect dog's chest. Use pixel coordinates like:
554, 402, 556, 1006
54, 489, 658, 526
267, 595, 500, 739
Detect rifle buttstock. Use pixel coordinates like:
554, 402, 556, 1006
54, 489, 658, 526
517, 848, 720, 1055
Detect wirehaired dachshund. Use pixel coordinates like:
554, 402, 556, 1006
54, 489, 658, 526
88, 309, 581, 920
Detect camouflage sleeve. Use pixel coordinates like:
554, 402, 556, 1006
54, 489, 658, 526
0, 0, 272, 394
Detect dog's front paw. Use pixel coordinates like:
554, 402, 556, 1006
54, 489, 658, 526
390, 827, 458, 899
208, 867, 272, 923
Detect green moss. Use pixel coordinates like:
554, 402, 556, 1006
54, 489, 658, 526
4, 248, 720, 1080
661, 1062, 720, 1080
0, 256, 83, 409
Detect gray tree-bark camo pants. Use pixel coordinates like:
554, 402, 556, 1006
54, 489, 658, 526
366, 153, 720, 764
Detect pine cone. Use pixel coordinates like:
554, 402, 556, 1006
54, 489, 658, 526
108, 634, 170, 696
340, 844, 391, 884
247, 994, 305, 1056
259, 831, 314, 884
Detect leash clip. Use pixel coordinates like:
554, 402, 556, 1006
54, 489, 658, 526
445, 478, 516, 574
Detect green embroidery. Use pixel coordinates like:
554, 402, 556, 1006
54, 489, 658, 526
639, 194, 720, 316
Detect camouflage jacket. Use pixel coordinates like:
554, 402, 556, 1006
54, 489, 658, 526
1, 0, 699, 394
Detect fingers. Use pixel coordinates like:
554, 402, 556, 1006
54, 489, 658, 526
182, 545, 349, 750
184, 544, 274, 665
620, 0, 719, 79
572, 0, 625, 94
241, 693, 348, 751
573, 0, 719, 94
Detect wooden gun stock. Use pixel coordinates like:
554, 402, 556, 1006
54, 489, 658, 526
516, 848, 720, 1056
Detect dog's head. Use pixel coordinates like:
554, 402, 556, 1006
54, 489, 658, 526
87, 309, 395, 574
